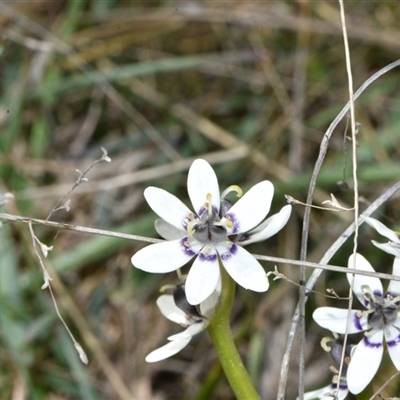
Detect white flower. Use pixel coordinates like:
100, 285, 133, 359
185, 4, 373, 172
363, 216, 400, 257
313, 253, 400, 394
145, 285, 219, 363
131, 159, 291, 305
301, 336, 352, 400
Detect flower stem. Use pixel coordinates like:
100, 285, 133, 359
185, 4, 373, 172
207, 265, 261, 400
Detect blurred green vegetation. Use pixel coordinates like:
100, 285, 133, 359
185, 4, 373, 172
0, 1, 400, 399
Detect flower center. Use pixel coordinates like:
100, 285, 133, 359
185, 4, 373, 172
187, 193, 234, 244
361, 285, 399, 329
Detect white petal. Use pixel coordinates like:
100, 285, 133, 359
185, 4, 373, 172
187, 159, 220, 216
238, 205, 292, 245
155, 219, 186, 240
301, 384, 348, 400
131, 239, 201, 273
156, 295, 189, 325
185, 247, 220, 305
336, 388, 349, 400
168, 320, 208, 340
385, 325, 400, 369
145, 338, 191, 363
387, 257, 400, 295
363, 216, 400, 242
144, 187, 192, 231
371, 240, 400, 257
301, 386, 330, 400
347, 253, 383, 306
394, 312, 400, 330
199, 286, 221, 318
347, 331, 384, 394
222, 181, 274, 235
217, 243, 269, 292
312, 307, 368, 334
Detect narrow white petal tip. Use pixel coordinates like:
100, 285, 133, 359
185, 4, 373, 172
191, 159, 209, 168
240, 204, 292, 245
250, 280, 269, 292
363, 216, 400, 242
145, 338, 191, 363
371, 240, 400, 257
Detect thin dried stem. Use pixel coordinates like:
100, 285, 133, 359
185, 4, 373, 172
370, 370, 400, 400
337, 1, 358, 396
28, 222, 88, 364
0, 212, 160, 243
43, 258, 135, 400
46, 147, 111, 221
1, 212, 399, 284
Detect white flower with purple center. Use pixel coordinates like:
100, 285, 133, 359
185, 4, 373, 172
131, 159, 291, 305
145, 284, 219, 363
363, 216, 400, 257
313, 253, 400, 394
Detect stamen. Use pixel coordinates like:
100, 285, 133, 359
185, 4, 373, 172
206, 193, 213, 216
321, 336, 334, 352
330, 366, 339, 375
176, 269, 186, 282
213, 220, 233, 229
203, 246, 212, 254
357, 308, 375, 318
384, 294, 400, 307
221, 185, 243, 199
187, 220, 198, 235
332, 374, 339, 384
159, 284, 176, 293
222, 214, 234, 228
361, 284, 378, 304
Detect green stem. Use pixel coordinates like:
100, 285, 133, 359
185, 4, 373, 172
207, 265, 261, 400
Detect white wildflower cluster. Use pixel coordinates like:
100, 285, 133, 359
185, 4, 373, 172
130, 158, 400, 398
131, 159, 291, 361
311, 217, 400, 398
